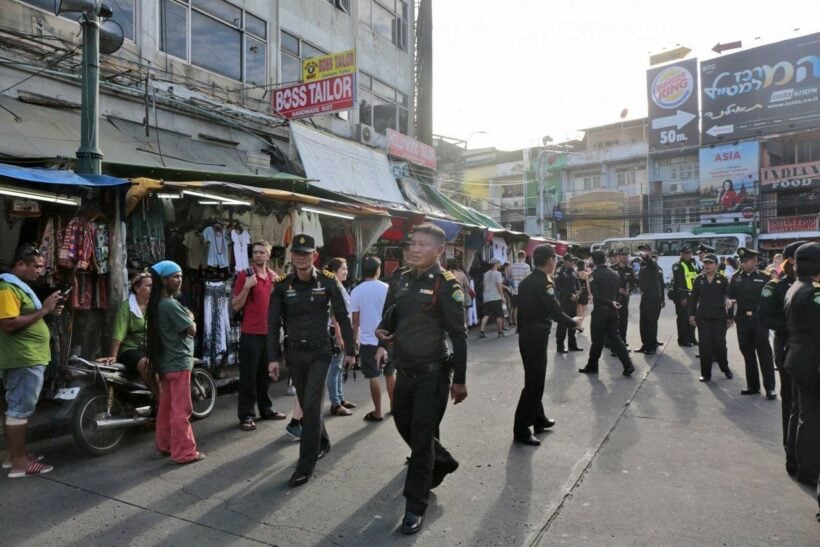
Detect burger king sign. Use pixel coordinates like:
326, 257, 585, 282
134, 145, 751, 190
646, 57, 700, 151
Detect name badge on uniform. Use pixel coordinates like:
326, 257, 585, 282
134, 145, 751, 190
285, 289, 297, 298
419, 289, 434, 295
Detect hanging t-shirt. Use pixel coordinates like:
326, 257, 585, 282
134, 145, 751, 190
183, 230, 205, 270
309, 212, 324, 248
492, 236, 509, 264
270, 215, 292, 247
231, 229, 251, 271
202, 226, 230, 268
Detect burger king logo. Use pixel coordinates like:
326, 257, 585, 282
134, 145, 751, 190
652, 66, 694, 109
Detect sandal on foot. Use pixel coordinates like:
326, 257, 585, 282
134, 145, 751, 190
175, 452, 205, 465
363, 411, 383, 422
2, 451, 44, 469
330, 404, 352, 416
341, 400, 357, 409
8, 460, 53, 478
239, 418, 257, 431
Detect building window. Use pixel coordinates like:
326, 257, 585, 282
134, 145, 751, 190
160, 0, 268, 85
279, 31, 326, 84
577, 174, 601, 191
19, 0, 136, 41
616, 170, 635, 187
327, 0, 350, 12
368, 0, 408, 50
358, 72, 409, 135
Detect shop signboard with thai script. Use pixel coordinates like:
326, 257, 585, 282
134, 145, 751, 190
765, 215, 820, 233
272, 73, 356, 119
647, 58, 699, 151
302, 49, 356, 82
760, 160, 820, 191
699, 141, 759, 225
700, 32, 820, 144
387, 129, 437, 169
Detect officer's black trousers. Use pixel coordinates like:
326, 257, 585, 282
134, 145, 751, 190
288, 347, 332, 476
696, 318, 728, 379
790, 374, 820, 487
639, 297, 660, 351
617, 299, 629, 343
237, 334, 273, 421
555, 299, 577, 350
587, 309, 632, 371
735, 315, 775, 392
773, 333, 793, 450
393, 366, 456, 515
675, 301, 696, 344
514, 324, 551, 437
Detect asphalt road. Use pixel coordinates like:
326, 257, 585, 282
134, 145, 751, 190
1, 297, 817, 546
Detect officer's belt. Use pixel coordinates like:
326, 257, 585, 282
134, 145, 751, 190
737, 310, 756, 316
396, 361, 442, 377
287, 338, 328, 350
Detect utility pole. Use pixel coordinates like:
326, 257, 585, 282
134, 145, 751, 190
77, 9, 102, 175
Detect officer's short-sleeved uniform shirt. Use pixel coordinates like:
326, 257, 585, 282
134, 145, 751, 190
0, 281, 50, 369
156, 297, 194, 373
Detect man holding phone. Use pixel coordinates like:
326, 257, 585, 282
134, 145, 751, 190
232, 240, 286, 431
0, 245, 64, 478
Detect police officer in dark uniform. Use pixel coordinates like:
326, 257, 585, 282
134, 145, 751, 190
555, 254, 582, 353
613, 248, 637, 345
688, 253, 734, 382
515, 244, 583, 446
579, 251, 635, 376
267, 235, 356, 488
697, 243, 716, 266
782, 242, 820, 518
758, 241, 805, 464
374, 224, 467, 535
636, 247, 664, 354
672, 245, 700, 346
727, 247, 775, 398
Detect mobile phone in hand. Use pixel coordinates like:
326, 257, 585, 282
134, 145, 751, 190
60, 287, 72, 299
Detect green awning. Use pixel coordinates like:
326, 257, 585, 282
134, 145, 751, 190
420, 184, 502, 229
692, 224, 755, 235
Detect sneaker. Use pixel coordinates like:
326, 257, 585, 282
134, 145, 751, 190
478, 331, 487, 339
7, 460, 53, 478
286, 385, 296, 396
497, 332, 505, 338
286, 422, 302, 438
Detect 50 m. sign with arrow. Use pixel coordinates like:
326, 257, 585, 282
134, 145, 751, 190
651, 109, 696, 130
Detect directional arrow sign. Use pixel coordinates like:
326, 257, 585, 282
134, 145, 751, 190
650, 109, 696, 130
649, 46, 692, 66
705, 124, 734, 137
712, 40, 742, 54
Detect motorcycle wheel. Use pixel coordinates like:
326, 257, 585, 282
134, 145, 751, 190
72, 391, 127, 456
190, 368, 216, 420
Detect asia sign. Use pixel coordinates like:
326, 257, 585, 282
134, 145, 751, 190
387, 129, 436, 169
699, 141, 759, 225
765, 215, 820, 233
302, 49, 356, 82
760, 160, 820, 191
647, 58, 699, 151
272, 73, 355, 120
700, 32, 820, 145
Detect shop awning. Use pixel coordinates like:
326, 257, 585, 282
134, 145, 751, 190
758, 231, 820, 240
290, 123, 407, 207
0, 162, 125, 186
692, 224, 755, 235
420, 184, 503, 229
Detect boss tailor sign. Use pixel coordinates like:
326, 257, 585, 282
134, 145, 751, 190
272, 73, 356, 120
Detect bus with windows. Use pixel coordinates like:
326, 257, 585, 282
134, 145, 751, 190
591, 232, 754, 284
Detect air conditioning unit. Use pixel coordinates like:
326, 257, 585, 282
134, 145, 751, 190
355, 124, 377, 145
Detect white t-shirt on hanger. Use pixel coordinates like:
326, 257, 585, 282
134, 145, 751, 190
231, 229, 251, 270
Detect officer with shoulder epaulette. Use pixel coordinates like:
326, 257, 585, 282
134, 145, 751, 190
758, 240, 806, 465
636, 245, 664, 354
782, 242, 820, 520
613, 248, 637, 346
267, 234, 356, 488
554, 253, 582, 353
672, 245, 700, 346
697, 243, 716, 270
514, 244, 583, 446
374, 224, 467, 535
688, 253, 734, 382
728, 247, 775, 399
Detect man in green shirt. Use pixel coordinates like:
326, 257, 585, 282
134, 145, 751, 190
0, 246, 64, 478
146, 260, 202, 464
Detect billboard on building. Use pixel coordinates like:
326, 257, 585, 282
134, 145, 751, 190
647, 58, 699, 151
760, 160, 820, 191
700, 33, 820, 145
387, 129, 437, 169
699, 141, 759, 225
302, 49, 356, 82
272, 73, 356, 119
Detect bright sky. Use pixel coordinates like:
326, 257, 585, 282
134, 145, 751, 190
433, 0, 820, 150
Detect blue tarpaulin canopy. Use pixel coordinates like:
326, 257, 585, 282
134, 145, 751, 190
0, 163, 126, 186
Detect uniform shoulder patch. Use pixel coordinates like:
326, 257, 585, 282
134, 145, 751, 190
672, 264, 680, 271
769, 277, 780, 284
442, 271, 456, 282
760, 270, 772, 278
813, 281, 820, 289
761, 286, 773, 298
451, 288, 465, 303
322, 270, 337, 280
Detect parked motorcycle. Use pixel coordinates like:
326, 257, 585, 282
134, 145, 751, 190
59, 355, 217, 456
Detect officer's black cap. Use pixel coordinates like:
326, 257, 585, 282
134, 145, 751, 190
795, 242, 820, 264
736, 247, 758, 261
680, 245, 692, 253
562, 253, 574, 261
618, 248, 630, 256
637, 243, 651, 251
783, 240, 808, 260
702, 253, 718, 263
533, 244, 556, 261
291, 234, 316, 253
698, 243, 716, 253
